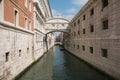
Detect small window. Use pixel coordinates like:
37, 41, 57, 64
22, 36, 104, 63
29, 21, 32, 30
83, 15, 86, 20
25, 18, 28, 29
74, 22, 76, 27
90, 25, 94, 32
77, 19, 80, 24
19, 49, 21, 57
90, 47, 93, 53
14, 10, 18, 26
5, 52, 9, 62
90, 8, 94, 16
77, 45, 79, 49
101, 48, 108, 58
102, 20, 108, 30
78, 31, 80, 35
102, 0, 108, 8
82, 45, 85, 51
27, 48, 29, 54
83, 29, 85, 34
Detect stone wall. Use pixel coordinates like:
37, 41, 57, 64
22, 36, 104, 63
0, 23, 34, 80
64, 0, 120, 79
0, 0, 54, 80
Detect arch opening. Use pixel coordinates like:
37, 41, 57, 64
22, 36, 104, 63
44, 30, 70, 51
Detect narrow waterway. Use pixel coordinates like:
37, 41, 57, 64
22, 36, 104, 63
16, 46, 114, 80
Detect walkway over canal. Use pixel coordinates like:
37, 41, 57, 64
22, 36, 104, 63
16, 46, 114, 80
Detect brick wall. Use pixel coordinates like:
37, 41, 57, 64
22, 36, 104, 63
4, 0, 34, 31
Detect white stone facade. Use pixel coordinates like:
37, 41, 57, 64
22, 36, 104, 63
45, 16, 69, 33
64, 0, 120, 79
34, 0, 55, 60
0, 0, 55, 80
0, 22, 34, 80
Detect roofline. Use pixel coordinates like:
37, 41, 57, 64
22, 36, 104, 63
70, 0, 91, 23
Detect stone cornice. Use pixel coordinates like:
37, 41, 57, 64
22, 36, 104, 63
34, 2, 46, 21
10, 0, 33, 20
46, 17, 70, 22
0, 21, 34, 35
70, 0, 97, 24
34, 28, 46, 35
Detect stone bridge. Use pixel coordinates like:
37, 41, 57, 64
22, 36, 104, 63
45, 16, 70, 34
44, 16, 70, 51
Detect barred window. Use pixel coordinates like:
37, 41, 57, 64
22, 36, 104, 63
102, 20, 108, 30
101, 48, 108, 58
102, 0, 108, 8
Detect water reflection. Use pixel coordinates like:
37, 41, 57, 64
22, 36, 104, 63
17, 48, 54, 80
16, 46, 114, 80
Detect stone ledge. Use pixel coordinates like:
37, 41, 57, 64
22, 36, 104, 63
0, 21, 34, 35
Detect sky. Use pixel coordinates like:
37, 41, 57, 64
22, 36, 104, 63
49, 0, 88, 20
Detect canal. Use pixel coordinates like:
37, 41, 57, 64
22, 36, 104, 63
16, 46, 114, 80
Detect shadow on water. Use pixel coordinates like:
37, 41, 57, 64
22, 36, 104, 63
16, 46, 114, 80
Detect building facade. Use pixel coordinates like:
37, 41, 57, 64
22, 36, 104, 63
33, 0, 54, 60
0, 0, 55, 80
0, 0, 34, 80
64, 0, 120, 79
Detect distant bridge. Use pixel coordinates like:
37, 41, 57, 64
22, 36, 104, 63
54, 42, 63, 46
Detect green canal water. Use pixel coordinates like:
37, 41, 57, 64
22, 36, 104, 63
16, 46, 114, 80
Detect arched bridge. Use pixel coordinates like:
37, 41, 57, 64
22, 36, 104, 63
44, 16, 70, 51
45, 16, 70, 34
